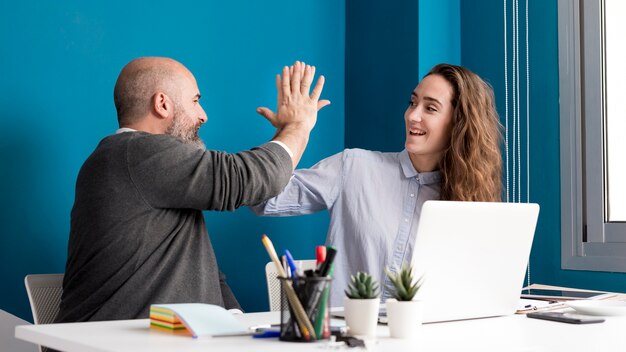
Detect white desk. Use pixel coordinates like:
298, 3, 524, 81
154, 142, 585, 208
15, 311, 626, 351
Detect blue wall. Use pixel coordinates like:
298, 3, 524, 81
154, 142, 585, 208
345, 0, 419, 151
461, 0, 626, 291
418, 1, 461, 79
345, 0, 460, 151
0, 0, 344, 321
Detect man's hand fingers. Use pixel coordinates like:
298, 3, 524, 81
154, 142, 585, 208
310, 75, 325, 101
275, 74, 283, 105
281, 66, 291, 100
317, 100, 331, 111
291, 61, 302, 94
300, 64, 314, 95
300, 61, 306, 80
256, 107, 277, 122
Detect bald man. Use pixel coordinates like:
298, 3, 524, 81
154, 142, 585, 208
55, 57, 329, 323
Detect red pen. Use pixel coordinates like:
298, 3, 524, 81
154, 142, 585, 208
315, 246, 326, 274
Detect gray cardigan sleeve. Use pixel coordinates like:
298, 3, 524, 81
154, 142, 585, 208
126, 133, 293, 211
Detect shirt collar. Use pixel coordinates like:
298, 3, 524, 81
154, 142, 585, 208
399, 149, 442, 184
115, 127, 137, 134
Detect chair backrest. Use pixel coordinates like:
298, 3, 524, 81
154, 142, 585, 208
0, 309, 38, 352
265, 260, 316, 311
24, 274, 64, 325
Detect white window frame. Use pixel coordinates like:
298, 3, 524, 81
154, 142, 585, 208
560, 0, 626, 271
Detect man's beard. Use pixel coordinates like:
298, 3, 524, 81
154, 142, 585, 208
166, 107, 205, 149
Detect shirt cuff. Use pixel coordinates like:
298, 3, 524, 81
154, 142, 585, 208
268, 140, 294, 158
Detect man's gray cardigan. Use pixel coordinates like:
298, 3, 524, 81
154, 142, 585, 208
56, 131, 292, 322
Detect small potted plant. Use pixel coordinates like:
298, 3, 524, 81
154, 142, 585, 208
384, 263, 424, 338
343, 271, 380, 337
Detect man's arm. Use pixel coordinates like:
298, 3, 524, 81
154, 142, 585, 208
127, 134, 293, 211
256, 61, 330, 170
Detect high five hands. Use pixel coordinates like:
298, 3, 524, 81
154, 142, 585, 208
257, 61, 331, 133
257, 61, 331, 169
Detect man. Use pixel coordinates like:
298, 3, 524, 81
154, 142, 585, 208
55, 57, 329, 322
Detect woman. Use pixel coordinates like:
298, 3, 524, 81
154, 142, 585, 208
252, 63, 503, 306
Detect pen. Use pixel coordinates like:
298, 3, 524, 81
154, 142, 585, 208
520, 301, 567, 313
324, 246, 336, 277
315, 245, 336, 338
253, 328, 281, 338
318, 247, 337, 277
284, 250, 298, 282
315, 246, 327, 274
304, 279, 327, 330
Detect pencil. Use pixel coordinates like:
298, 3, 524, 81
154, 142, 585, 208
261, 234, 316, 340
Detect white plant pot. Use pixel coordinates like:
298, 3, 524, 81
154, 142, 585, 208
343, 297, 380, 337
385, 298, 423, 339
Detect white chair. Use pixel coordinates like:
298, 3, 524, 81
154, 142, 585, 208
24, 274, 64, 325
265, 260, 317, 311
24, 274, 64, 352
0, 309, 38, 352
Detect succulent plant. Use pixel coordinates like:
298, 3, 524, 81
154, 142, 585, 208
385, 263, 423, 301
345, 271, 380, 299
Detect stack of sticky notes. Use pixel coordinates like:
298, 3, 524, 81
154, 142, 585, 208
149, 305, 190, 335
148, 303, 249, 338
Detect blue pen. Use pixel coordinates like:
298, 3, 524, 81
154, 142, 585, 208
284, 250, 298, 284
253, 329, 281, 338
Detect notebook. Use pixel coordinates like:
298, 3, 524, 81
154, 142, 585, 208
404, 200, 540, 323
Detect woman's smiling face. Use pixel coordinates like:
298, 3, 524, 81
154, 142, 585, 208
404, 74, 455, 172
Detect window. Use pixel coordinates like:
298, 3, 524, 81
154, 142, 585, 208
559, 0, 626, 271
604, 0, 626, 222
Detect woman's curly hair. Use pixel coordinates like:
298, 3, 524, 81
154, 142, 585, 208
426, 64, 503, 201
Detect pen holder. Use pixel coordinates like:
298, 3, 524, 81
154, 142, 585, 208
278, 276, 332, 342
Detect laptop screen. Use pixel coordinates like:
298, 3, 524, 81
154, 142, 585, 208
409, 201, 539, 323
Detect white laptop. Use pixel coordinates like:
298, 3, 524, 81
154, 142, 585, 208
403, 200, 540, 323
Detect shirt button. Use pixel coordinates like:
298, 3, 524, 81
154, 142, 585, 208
410, 193, 415, 197
397, 245, 403, 251
404, 218, 409, 222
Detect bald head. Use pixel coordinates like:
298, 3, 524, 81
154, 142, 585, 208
113, 57, 191, 126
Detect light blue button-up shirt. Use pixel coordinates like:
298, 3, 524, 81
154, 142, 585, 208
251, 148, 441, 306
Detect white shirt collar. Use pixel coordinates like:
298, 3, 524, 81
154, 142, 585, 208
115, 127, 137, 134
